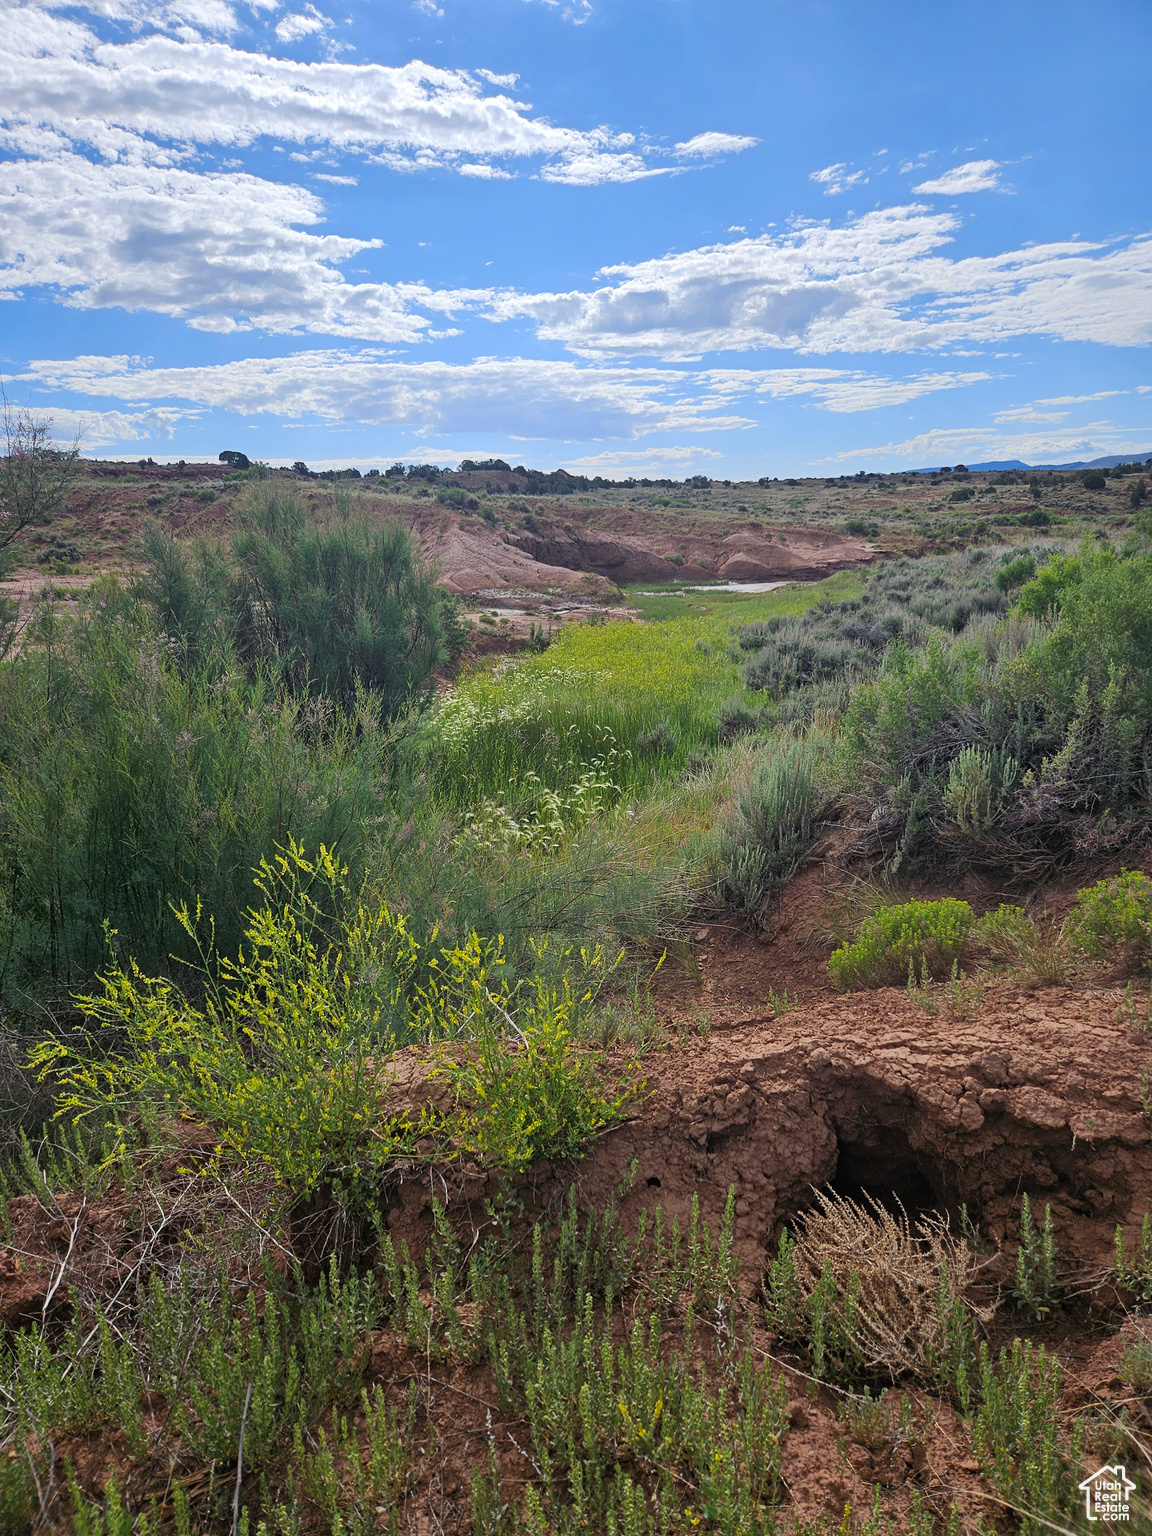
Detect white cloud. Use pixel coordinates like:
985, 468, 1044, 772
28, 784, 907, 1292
711, 368, 993, 414
57, 404, 194, 445
1, 5, 717, 185
0, 152, 486, 339
913, 159, 1001, 195
35, 0, 247, 34
561, 446, 724, 475
1035, 390, 1126, 405
313, 172, 357, 185
275, 6, 331, 42
475, 68, 518, 88
825, 424, 1152, 466
21, 353, 754, 438
488, 206, 1152, 357
21, 352, 993, 445
993, 389, 1127, 424
809, 162, 868, 196
538, 150, 668, 186
992, 407, 1068, 424
674, 132, 758, 158
527, 0, 593, 22
459, 162, 513, 179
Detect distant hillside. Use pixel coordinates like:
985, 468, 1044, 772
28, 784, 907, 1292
917, 451, 1152, 472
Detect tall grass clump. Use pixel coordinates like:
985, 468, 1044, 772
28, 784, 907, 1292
0, 585, 391, 999
715, 737, 822, 915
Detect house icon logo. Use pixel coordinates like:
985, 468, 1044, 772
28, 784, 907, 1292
1079, 1464, 1136, 1522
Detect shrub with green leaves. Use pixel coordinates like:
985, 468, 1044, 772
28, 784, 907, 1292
1012, 1194, 1058, 1320
31, 843, 638, 1194
828, 898, 975, 989
31, 843, 422, 1197
970, 1339, 1081, 1536
1068, 869, 1152, 967
715, 738, 821, 914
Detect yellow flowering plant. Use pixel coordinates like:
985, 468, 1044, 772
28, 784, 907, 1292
31, 842, 643, 1191
30, 841, 423, 1196
416, 932, 643, 1171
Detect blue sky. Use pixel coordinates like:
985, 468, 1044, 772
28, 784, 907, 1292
2, 0, 1150, 476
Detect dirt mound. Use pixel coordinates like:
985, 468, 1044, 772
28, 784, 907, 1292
386, 985, 1151, 1288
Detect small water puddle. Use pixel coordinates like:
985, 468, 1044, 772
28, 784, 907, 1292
633, 579, 794, 596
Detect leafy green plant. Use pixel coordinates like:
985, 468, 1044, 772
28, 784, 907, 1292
1118, 1324, 1152, 1397
1114, 1213, 1152, 1303
423, 932, 640, 1171
970, 1339, 1081, 1536
828, 898, 975, 990
32, 842, 422, 1197
973, 905, 1072, 987
716, 738, 822, 914
941, 743, 1018, 836
1012, 1194, 1058, 1320
1069, 869, 1152, 968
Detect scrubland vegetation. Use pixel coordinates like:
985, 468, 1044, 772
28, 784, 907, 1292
6, 446, 1152, 1534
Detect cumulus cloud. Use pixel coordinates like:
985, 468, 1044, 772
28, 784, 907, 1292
275, 7, 331, 43
0, 153, 486, 339
705, 368, 993, 414
488, 206, 1152, 357
674, 132, 758, 158
34, 0, 279, 35
21, 352, 992, 444
825, 424, 1152, 466
809, 162, 868, 196
0, 5, 721, 185
913, 159, 1001, 195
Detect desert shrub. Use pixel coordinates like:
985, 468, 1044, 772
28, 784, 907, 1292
421, 932, 638, 1170
763, 1191, 980, 1389
32, 843, 637, 1193
231, 484, 448, 713
717, 693, 762, 740
941, 743, 1018, 836
970, 1339, 1081, 1536
0, 591, 390, 997
30, 844, 423, 1197
1014, 548, 1152, 721
973, 906, 1072, 986
132, 520, 232, 667
1012, 1194, 1058, 1319
1114, 1214, 1152, 1303
1014, 550, 1082, 617
995, 553, 1035, 591
715, 739, 821, 914
1082, 470, 1106, 490
1118, 1322, 1152, 1396
828, 898, 974, 989
1068, 869, 1152, 967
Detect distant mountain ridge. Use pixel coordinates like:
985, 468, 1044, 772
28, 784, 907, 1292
914, 451, 1152, 473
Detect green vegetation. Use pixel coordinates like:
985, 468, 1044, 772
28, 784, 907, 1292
6, 466, 1152, 1533
827, 898, 975, 989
